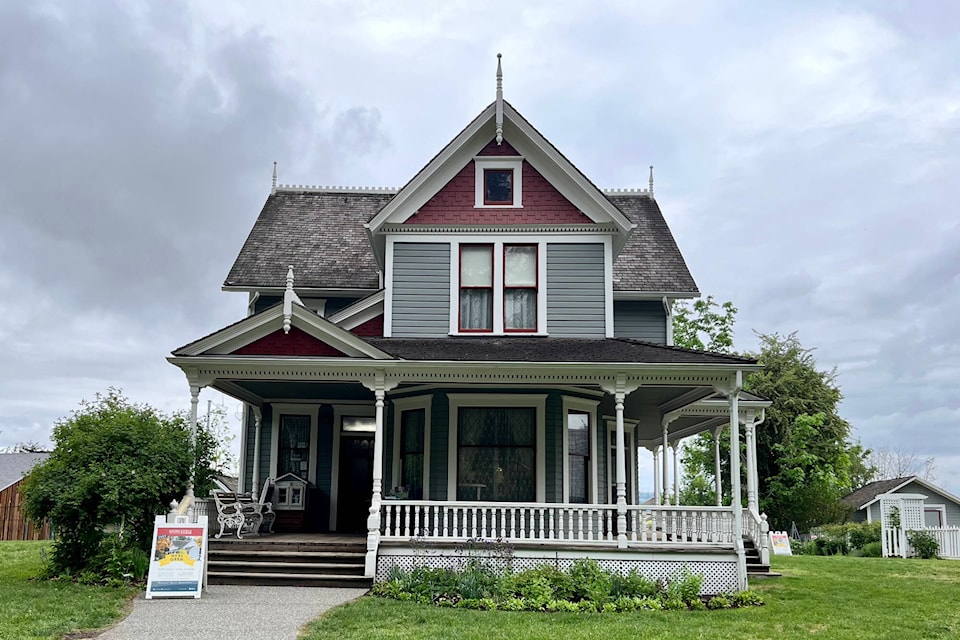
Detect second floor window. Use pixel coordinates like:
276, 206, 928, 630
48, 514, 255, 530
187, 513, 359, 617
459, 243, 539, 333
460, 244, 494, 331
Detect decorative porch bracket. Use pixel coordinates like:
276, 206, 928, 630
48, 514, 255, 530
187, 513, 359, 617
361, 371, 400, 577
599, 375, 641, 548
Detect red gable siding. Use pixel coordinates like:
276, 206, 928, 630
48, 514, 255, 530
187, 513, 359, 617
350, 315, 384, 337
405, 139, 592, 225
477, 138, 520, 156
232, 327, 349, 357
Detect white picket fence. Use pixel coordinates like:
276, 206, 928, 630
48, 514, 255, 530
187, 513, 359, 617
927, 526, 960, 559
883, 525, 960, 559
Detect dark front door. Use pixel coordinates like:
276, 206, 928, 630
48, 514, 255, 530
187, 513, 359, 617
337, 434, 374, 533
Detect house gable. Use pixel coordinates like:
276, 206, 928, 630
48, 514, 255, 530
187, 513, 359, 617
366, 102, 634, 252
406, 139, 593, 226
173, 303, 391, 359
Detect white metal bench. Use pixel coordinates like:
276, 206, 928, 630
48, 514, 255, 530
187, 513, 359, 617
211, 486, 275, 539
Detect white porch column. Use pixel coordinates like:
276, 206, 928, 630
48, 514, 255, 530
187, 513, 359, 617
713, 427, 723, 506
671, 442, 680, 505
661, 422, 670, 504
723, 371, 746, 590
187, 382, 200, 517
599, 375, 640, 547
744, 419, 757, 513
250, 406, 263, 498
366, 386, 386, 576
652, 446, 661, 506
614, 391, 628, 547
363, 372, 398, 578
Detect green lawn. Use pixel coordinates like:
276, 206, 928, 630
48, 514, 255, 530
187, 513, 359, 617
301, 555, 960, 640
0, 542, 135, 640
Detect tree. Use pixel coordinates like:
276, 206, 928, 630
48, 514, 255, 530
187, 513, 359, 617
676, 322, 869, 530
867, 446, 936, 482
672, 296, 738, 353
21, 389, 215, 578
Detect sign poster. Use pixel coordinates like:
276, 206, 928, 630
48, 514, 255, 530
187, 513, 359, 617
146, 515, 208, 599
769, 530, 793, 556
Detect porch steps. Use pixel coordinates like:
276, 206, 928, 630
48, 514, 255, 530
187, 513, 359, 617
743, 537, 780, 577
206, 537, 372, 588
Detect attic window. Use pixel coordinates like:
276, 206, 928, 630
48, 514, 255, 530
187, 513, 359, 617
474, 157, 523, 208
484, 169, 512, 204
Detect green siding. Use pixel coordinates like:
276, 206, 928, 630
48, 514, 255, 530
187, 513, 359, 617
314, 405, 333, 532
430, 392, 449, 500
545, 392, 563, 503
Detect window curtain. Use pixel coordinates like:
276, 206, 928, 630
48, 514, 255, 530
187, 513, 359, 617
400, 409, 425, 499
458, 407, 535, 502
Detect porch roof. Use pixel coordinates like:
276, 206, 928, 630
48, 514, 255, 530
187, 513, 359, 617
365, 337, 756, 365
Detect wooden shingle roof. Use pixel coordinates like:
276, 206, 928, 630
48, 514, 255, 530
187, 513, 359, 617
224, 190, 698, 294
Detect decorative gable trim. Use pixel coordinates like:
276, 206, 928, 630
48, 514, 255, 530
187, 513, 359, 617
364, 101, 636, 263
173, 303, 392, 359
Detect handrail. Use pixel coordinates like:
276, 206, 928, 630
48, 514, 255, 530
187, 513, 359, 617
380, 501, 736, 546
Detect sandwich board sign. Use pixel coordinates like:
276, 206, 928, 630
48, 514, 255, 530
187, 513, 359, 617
770, 530, 793, 556
146, 514, 208, 599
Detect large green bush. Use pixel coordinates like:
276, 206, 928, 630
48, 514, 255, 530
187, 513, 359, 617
21, 390, 216, 580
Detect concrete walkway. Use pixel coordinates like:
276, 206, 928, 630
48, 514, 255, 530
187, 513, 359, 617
96, 585, 368, 640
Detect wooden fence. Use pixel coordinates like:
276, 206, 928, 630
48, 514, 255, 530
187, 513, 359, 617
0, 482, 50, 541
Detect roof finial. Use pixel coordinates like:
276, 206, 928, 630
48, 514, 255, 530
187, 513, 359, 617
495, 53, 504, 145
282, 265, 295, 334
648, 165, 655, 198
272, 161, 278, 194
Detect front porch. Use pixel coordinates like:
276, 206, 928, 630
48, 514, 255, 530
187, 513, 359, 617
170, 333, 769, 592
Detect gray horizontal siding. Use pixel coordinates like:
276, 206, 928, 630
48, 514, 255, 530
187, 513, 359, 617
614, 300, 668, 344
546, 243, 605, 337
391, 243, 451, 337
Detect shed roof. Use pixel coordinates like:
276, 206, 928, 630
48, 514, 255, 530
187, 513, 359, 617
0, 452, 48, 492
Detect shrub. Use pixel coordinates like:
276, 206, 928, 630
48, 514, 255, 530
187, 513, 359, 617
666, 566, 703, 605
20, 390, 218, 578
569, 558, 612, 604
907, 531, 940, 559
848, 522, 881, 550
611, 569, 657, 598
861, 541, 882, 558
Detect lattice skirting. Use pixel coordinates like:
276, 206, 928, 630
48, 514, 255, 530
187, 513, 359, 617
376, 547, 740, 595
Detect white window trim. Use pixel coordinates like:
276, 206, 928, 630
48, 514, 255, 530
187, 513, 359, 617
391, 395, 432, 500
474, 157, 523, 208
447, 394, 547, 503
605, 418, 638, 505
449, 240, 547, 335
269, 403, 320, 485
924, 504, 947, 527
562, 396, 600, 504
329, 402, 376, 532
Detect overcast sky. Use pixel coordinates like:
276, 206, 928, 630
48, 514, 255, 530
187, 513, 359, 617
2, 1, 957, 496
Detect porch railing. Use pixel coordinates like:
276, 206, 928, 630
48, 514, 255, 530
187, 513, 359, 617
380, 500, 735, 546
741, 507, 770, 565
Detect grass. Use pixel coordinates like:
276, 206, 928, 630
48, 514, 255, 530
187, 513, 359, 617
300, 555, 960, 640
0, 542, 135, 640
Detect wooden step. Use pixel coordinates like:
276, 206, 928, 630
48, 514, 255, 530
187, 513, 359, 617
209, 549, 364, 562
207, 571, 372, 588
208, 560, 366, 574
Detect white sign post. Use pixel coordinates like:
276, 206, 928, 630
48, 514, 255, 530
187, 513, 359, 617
145, 514, 208, 599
